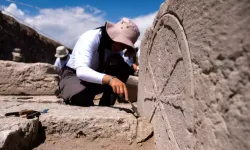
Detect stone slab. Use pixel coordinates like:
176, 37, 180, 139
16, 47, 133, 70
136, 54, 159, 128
138, 0, 250, 150
0, 101, 138, 143
0, 61, 58, 95
0, 117, 39, 150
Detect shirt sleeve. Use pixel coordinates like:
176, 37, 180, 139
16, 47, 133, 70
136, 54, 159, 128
74, 30, 106, 84
54, 58, 61, 69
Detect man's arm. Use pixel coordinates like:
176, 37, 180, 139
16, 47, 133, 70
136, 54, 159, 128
54, 58, 62, 74
54, 58, 60, 68
73, 30, 129, 100
74, 30, 106, 84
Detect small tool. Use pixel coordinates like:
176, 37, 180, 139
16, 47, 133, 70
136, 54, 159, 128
125, 99, 139, 118
5, 109, 49, 119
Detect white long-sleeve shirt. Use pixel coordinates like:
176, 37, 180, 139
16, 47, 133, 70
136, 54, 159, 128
54, 55, 70, 70
66, 29, 119, 84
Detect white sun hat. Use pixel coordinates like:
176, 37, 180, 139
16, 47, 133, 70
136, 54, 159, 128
55, 46, 69, 58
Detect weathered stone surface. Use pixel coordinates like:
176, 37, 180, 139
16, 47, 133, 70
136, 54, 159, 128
0, 117, 39, 150
136, 117, 153, 143
126, 76, 138, 102
12, 51, 23, 62
0, 102, 137, 143
0, 96, 63, 103
0, 12, 70, 63
0, 61, 58, 95
0, 95, 155, 149
138, 0, 250, 150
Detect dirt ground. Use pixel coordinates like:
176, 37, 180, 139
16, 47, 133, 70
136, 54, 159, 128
34, 135, 155, 150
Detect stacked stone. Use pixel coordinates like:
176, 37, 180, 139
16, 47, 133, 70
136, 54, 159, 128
12, 48, 23, 62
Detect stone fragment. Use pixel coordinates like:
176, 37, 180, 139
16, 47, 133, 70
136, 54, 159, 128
0, 61, 58, 95
136, 117, 153, 143
0, 102, 137, 143
0, 118, 39, 150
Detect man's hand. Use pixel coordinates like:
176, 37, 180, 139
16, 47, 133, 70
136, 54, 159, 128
102, 75, 129, 100
109, 78, 128, 100
132, 64, 138, 72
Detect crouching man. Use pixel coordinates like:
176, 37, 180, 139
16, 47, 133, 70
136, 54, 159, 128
59, 18, 140, 106
54, 46, 70, 72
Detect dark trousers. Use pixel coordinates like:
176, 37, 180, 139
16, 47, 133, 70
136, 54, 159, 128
59, 54, 134, 107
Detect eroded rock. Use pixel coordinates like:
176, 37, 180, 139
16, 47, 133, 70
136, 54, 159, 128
0, 102, 137, 143
0, 61, 58, 95
126, 76, 138, 102
0, 118, 39, 150
136, 117, 153, 143
138, 0, 250, 150
0, 12, 67, 63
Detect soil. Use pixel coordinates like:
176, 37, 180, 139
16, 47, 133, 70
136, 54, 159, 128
34, 135, 155, 150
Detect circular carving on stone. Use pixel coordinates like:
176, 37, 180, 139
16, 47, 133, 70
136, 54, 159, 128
148, 14, 194, 99
144, 13, 195, 149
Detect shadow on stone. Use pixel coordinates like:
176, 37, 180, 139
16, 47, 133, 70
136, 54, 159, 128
111, 106, 135, 115
30, 121, 46, 149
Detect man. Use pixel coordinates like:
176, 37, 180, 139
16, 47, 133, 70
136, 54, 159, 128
54, 46, 70, 71
54, 46, 70, 98
59, 18, 140, 107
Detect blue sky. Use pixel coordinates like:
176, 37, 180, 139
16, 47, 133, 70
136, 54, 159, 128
0, 0, 164, 47
1, 0, 163, 21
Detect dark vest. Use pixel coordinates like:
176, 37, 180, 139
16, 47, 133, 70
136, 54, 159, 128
95, 25, 113, 72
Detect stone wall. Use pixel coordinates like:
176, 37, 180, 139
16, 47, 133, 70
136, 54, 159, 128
0, 12, 69, 64
0, 61, 58, 95
138, 0, 250, 150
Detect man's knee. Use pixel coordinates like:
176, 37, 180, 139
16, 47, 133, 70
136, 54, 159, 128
69, 89, 95, 106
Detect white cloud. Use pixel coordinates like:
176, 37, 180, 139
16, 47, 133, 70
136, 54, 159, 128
132, 12, 157, 48
1, 3, 157, 49
2, 3, 25, 20
2, 3, 105, 47
25, 7, 106, 47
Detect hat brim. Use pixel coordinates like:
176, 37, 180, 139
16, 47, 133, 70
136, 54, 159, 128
106, 22, 135, 48
54, 50, 69, 58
